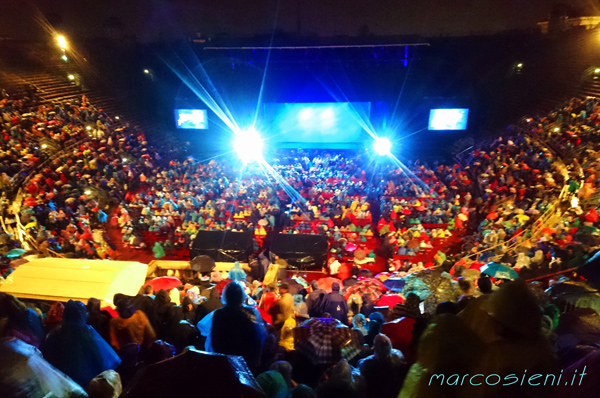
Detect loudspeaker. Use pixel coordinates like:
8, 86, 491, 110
270, 234, 329, 269
190, 231, 254, 262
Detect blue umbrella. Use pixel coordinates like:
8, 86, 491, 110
6, 248, 25, 258
481, 262, 519, 280
383, 277, 405, 292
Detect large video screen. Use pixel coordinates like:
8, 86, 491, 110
428, 108, 469, 131
262, 102, 370, 147
175, 109, 208, 130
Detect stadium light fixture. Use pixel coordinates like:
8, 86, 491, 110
68, 74, 75, 80
595, 68, 600, 74
61, 55, 69, 62
143, 69, 150, 74
373, 137, 392, 155
234, 127, 263, 163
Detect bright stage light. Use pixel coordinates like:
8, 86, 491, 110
374, 137, 392, 155
56, 35, 68, 49
234, 128, 263, 163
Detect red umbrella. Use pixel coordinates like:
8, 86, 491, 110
144, 276, 182, 291
317, 277, 343, 293
381, 317, 417, 354
376, 294, 404, 308
345, 278, 387, 302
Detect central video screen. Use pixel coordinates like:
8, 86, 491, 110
262, 102, 370, 147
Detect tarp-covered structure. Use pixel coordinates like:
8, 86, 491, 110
0, 258, 147, 305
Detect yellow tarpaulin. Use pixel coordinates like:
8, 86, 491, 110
0, 258, 148, 305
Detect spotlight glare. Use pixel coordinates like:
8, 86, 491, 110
61, 55, 69, 62
56, 35, 68, 49
143, 69, 150, 74
68, 74, 75, 80
595, 68, 600, 74
234, 128, 263, 163
374, 137, 392, 155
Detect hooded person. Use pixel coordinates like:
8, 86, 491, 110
315, 359, 364, 398
321, 282, 349, 325
196, 287, 223, 320
42, 300, 121, 390
108, 295, 156, 352
352, 313, 368, 336
365, 312, 385, 347
360, 293, 375, 317
358, 334, 407, 398
197, 281, 267, 371
289, 384, 317, 398
43, 301, 64, 333
305, 280, 326, 318
152, 289, 178, 339
228, 261, 247, 282
256, 369, 289, 398
0, 292, 45, 348
87, 298, 113, 343
391, 293, 421, 320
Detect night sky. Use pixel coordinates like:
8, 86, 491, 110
0, 1, 597, 42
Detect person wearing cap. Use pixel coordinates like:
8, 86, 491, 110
321, 282, 349, 325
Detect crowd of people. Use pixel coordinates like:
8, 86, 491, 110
2, 81, 600, 398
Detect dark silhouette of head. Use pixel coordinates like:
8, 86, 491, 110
222, 281, 245, 306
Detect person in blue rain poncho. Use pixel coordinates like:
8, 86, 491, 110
42, 300, 121, 389
197, 281, 267, 371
